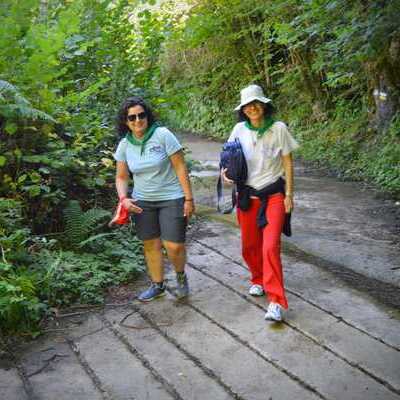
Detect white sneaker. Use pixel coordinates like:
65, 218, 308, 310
248, 284, 264, 296
264, 302, 283, 321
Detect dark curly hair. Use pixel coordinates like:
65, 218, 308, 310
237, 101, 275, 123
116, 96, 156, 137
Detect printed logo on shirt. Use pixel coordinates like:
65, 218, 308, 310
148, 145, 164, 154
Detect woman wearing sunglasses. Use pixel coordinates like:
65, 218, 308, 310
221, 85, 299, 322
112, 96, 195, 301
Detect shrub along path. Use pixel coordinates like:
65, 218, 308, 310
1, 133, 400, 400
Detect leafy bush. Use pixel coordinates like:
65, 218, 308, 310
0, 264, 46, 337
0, 197, 45, 336
0, 222, 145, 336
0, 196, 145, 337
356, 117, 400, 193
0, 198, 31, 264
34, 227, 145, 306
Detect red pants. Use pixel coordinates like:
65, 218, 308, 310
237, 193, 288, 309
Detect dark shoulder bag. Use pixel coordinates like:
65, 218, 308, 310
217, 138, 248, 213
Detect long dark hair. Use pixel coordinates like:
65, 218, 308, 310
237, 101, 275, 123
116, 96, 156, 137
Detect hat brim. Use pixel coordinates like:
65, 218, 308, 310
234, 95, 272, 111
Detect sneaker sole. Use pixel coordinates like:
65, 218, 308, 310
138, 291, 166, 302
265, 315, 283, 322
249, 291, 264, 297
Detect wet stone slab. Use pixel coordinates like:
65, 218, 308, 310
104, 307, 234, 400
0, 366, 28, 400
182, 266, 400, 400
129, 294, 322, 400
187, 237, 400, 394
70, 315, 175, 400
19, 338, 102, 400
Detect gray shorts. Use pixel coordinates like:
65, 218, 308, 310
132, 198, 187, 243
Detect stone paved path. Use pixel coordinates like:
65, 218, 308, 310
2, 133, 400, 400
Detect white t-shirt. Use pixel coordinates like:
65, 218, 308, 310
228, 121, 299, 190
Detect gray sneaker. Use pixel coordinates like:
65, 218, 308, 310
138, 282, 166, 302
176, 272, 189, 299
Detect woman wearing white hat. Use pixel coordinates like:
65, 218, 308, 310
222, 84, 299, 321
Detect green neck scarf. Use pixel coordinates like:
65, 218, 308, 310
125, 122, 159, 155
245, 117, 275, 139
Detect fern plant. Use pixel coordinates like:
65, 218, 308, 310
63, 200, 111, 248
0, 268, 45, 337
0, 80, 55, 124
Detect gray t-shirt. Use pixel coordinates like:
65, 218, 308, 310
114, 126, 184, 201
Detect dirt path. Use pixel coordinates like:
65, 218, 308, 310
2, 133, 400, 400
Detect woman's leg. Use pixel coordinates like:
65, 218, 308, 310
262, 193, 288, 309
237, 199, 264, 286
137, 237, 166, 301
159, 198, 189, 298
163, 240, 186, 272
159, 198, 187, 273
143, 238, 164, 282
163, 240, 188, 298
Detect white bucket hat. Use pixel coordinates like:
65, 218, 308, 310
234, 84, 272, 111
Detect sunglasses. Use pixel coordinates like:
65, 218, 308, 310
127, 112, 147, 122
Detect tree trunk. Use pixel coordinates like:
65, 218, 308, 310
370, 37, 400, 132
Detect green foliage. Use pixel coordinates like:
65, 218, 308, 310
0, 198, 31, 265
0, 0, 144, 231
0, 266, 45, 337
0, 0, 166, 336
34, 227, 144, 306
159, 0, 400, 195
0, 221, 145, 336
296, 103, 400, 194
356, 117, 400, 193
0, 80, 55, 123
0, 194, 144, 338
63, 200, 110, 248
0, 197, 44, 336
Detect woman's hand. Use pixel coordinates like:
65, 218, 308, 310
184, 199, 195, 219
122, 198, 143, 214
221, 168, 234, 185
284, 195, 294, 213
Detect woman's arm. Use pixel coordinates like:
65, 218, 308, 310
169, 150, 195, 218
282, 153, 294, 213
115, 161, 142, 213
116, 161, 130, 200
